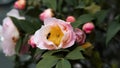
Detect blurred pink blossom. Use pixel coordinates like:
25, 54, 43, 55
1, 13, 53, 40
39, 9, 54, 21
1, 9, 25, 56
14, 0, 26, 10
66, 16, 76, 23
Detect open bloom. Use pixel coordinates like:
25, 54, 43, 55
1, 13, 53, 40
30, 18, 76, 50
14, 0, 26, 10
1, 9, 25, 56
39, 9, 54, 21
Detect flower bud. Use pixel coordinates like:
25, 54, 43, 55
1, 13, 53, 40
66, 16, 76, 23
14, 0, 26, 10
74, 28, 86, 45
39, 9, 54, 21
28, 36, 36, 48
82, 22, 95, 34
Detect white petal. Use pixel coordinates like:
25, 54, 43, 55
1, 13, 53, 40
1, 39, 16, 56
7, 9, 25, 20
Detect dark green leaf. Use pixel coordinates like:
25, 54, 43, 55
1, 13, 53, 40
15, 37, 23, 54
65, 0, 75, 5
42, 49, 69, 58
72, 14, 94, 28
106, 21, 120, 44
57, 0, 63, 12
95, 10, 108, 25
56, 59, 71, 68
34, 48, 45, 56
42, 0, 57, 11
65, 46, 84, 60
37, 56, 58, 68
10, 17, 38, 33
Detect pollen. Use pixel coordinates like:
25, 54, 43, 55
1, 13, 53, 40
47, 25, 64, 47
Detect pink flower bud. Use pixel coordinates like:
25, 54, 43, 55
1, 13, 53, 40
74, 28, 86, 45
39, 9, 54, 21
66, 16, 76, 23
82, 22, 95, 34
28, 36, 36, 48
14, 0, 26, 10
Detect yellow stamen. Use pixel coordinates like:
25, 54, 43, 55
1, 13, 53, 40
47, 25, 64, 46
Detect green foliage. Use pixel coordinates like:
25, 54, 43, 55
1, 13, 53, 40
37, 56, 59, 68
42, 0, 57, 11
56, 59, 71, 68
95, 10, 108, 25
10, 17, 40, 34
65, 46, 84, 60
15, 37, 23, 54
72, 14, 94, 28
106, 20, 120, 44
3, 0, 120, 68
42, 49, 69, 58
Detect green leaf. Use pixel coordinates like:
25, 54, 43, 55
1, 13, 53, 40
10, 17, 38, 33
15, 37, 23, 54
95, 10, 108, 25
37, 56, 58, 68
57, 0, 63, 12
65, 0, 76, 6
65, 46, 84, 60
42, 0, 57, 11
35, 48, 45, 56
106, 21, 120, 44
56, 59, 71, 68
72, 14, 94, 28
42, 49, 69, 58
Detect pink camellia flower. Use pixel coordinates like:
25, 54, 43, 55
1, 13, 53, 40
1, 9, 25, 56
14, 0, 26, 10
30, 18, 76, 50
82, 22, 95, 34
66, 16, 76, 23
74, 28, 86, 45
39, 9, 54, 21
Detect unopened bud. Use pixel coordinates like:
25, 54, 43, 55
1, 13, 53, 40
82, 22, 95, 34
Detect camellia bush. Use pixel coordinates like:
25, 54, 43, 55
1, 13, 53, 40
0, 0, 120, 68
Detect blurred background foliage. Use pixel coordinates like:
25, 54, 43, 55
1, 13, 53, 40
0, 0, 120, 68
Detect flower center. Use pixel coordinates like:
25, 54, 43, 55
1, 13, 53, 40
47, 25, 64, 46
